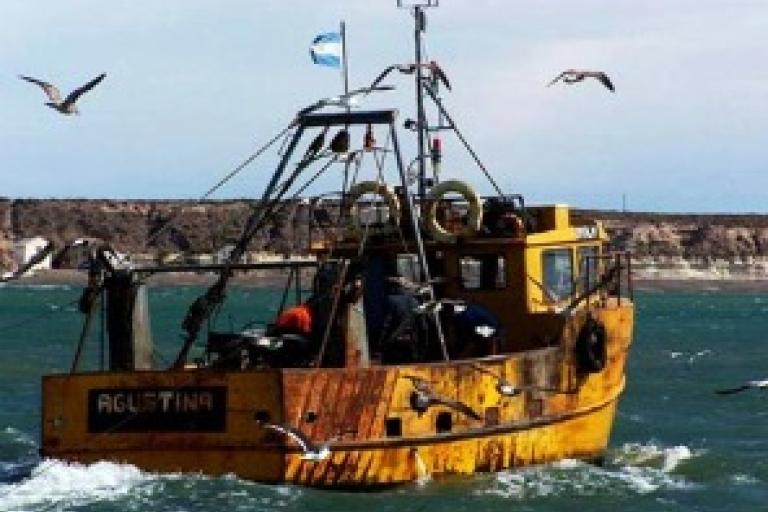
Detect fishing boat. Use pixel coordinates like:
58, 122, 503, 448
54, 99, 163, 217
40, 1, 634, 488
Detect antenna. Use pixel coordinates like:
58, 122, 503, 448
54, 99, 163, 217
396, 0, 438, 7
398, 0, 438, 198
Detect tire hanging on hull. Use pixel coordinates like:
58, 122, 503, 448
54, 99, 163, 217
575, 316, 608, 373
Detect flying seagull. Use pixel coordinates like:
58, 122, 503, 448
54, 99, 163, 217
402, 375, 481, 420
19, 73, 106, 115
297, 85, 394, 117
469, 364, 527, 398
370, 61, 451, 91
715, 379, 768, 395
469, 364, 564, 398
547, 69, 614, 92
414, 298, 465, 315
259, 421, 354, 461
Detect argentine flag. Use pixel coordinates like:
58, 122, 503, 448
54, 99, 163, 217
310, 32, 342, 68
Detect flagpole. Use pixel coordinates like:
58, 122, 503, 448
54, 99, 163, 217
340, 20, 349, 98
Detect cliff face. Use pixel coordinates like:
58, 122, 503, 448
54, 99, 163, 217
3, 200, 768, 271
0, 199, 12, 268
574, 210, 768, 260
6, 199, 315, 260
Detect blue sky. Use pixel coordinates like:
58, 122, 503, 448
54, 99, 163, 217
1, 1, 767, 212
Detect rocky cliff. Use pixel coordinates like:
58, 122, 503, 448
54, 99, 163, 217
3, 199, 768, 273
5, 199, 314, 260
574, 210, 768, 260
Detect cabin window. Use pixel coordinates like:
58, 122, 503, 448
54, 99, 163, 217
396, 253, 421, 282
541, 249, 573, 302
436, 412, 453, 433
577, 246, 600, 293
459, 255, 507, 290
385, 417, 403, 437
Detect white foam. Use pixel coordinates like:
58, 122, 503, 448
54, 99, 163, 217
611, 442, 696, 472
0, 459, 156, 512
731, 473, 760, 485
9, 284, 72, 291
477, 442, 699, 500
412, 450, 432, 486
1, 427, 36, 448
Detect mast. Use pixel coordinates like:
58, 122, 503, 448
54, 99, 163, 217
399, 0, 438, 198
414, 6, 426, 199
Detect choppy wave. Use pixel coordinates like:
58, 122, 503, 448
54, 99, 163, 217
0, 459, 157, 511
477, 442, 699, 500
1, 427, 37, 448
0, 459, 305, 512
6, 284, 73, 291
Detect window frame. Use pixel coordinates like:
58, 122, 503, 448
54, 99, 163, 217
458, 253, 508, 291
541, 247, 574, 303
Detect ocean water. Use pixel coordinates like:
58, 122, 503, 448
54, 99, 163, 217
0, 284, 766, 511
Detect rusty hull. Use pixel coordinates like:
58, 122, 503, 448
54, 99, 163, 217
41, 302, 633, 487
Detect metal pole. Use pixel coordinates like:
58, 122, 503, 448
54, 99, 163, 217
414, 6, 427, 200
390, 123, 449, 360
341, 21, 349, 98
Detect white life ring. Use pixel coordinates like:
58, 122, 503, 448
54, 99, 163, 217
345, 181, 401, 235
424, 179, 483, 243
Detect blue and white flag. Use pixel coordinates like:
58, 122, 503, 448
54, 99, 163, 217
310, 32, 342, 68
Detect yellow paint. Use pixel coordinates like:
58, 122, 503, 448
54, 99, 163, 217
41, 204, 634, 488
42, 301, 632, 486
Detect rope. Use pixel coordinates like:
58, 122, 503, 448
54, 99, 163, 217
421, 83, 504, 197
146, 122, 294, 248
314, 260, 350, 368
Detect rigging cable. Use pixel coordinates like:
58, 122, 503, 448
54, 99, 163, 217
146, 122, 295, 248
421, 83, 504, 197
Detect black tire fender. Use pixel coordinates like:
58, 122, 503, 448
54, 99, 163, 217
575, 317, 608, 373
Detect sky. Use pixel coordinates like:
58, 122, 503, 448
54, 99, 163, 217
1, 1, 767, 213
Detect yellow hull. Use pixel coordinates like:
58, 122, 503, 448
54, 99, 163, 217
41, 303, 633, 487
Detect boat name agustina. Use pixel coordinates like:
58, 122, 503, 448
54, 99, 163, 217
87, 387, 227, 433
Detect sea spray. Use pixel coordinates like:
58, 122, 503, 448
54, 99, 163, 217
412, 449, 431, 485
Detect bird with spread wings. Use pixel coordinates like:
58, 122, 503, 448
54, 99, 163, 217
370, 61, 451, 91
547, 69, 614, 92
19, 73, 106, 115
715, 379, 768, 395
296, 85, 394, 117
259, 421, 355, 461
402, 375, 481, 420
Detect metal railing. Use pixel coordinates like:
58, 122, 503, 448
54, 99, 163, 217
578, 251, 633, 311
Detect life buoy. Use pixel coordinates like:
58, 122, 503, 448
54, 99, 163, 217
575, 317, 607, 373
345, 181, 401, 235
424, 180, 483, 243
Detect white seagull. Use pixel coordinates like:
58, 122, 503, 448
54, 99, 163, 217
297, 85, 394, 117
19, 73, 106, 115
715, 379, 768, 395
402, 375, 481, 420
260, 422, 352, 461
370, 61, 451, 91
547, 69, 614, 92
469, 364, 564, 398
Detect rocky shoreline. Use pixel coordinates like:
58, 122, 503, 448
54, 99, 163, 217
5, 199, 768, 289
